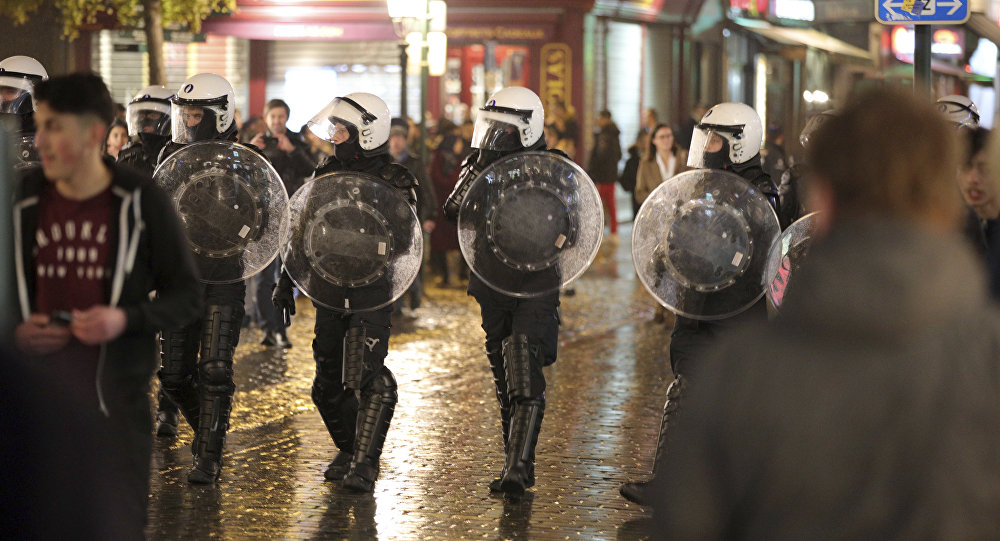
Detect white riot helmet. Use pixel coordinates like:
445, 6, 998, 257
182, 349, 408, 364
471, 86, 545, 152
308, 92, 390, 156
0, 55, 48, 115
687, 102, 763, 169
936, 95, 979, 129
170, 73, 236, 144
127, 85, 174, 137
799, 109, 836, 149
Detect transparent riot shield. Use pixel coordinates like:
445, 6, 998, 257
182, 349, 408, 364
632, 169, 780, 320
281, 171, 422, 312
764, 212, 819, 314
457, 151, 603, 297
153, 140, 289, 283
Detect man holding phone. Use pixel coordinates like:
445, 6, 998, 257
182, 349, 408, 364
10, 72, 201, 532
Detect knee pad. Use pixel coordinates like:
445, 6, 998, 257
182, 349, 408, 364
502, 334, 546, 401
368, 367, 398, 406
200, 304, 243, 362
198, 360, 234, 395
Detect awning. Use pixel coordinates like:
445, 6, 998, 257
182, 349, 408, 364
967, 12, 1000, 47
733, 17, 873, 63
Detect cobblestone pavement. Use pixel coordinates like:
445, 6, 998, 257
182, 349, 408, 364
147, 225, 673, 540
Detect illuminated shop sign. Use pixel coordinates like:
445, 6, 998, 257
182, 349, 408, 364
730, 0, 769, 18
890, 26, 965, 60
772, 0, 814, 21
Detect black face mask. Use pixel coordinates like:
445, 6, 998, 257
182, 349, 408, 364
335, 137, 363, 163
702, 138, 731, 170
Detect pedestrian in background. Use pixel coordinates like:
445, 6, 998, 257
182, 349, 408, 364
653, 87, 1000, 540
103, 119, 128, 159
634, 123, 689, 204
390, 117, 437, 312
429, 123, 468, 287
249, 98, 315, 347
959, 126, 1000, 299
587, 109, 622, 235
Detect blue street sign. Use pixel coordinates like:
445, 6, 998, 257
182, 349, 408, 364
876, 0, 969, 24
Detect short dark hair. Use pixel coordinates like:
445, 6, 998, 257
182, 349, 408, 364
264, 98, 290, 116
963, 126, 991, 165
33, 72, 114, 126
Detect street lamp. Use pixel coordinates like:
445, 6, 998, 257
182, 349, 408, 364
387, 0, 447, 165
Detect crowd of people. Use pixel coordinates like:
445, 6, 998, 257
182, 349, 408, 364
5, 49, 1000, 540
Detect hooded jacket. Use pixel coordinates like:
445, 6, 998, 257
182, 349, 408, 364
13, 159, 203, 416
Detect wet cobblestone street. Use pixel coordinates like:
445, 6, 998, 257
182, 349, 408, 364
147, 226, 673, 540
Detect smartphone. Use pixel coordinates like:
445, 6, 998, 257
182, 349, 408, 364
50, 310, 73, 326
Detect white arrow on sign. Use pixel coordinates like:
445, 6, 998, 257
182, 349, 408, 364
938, 0, 962, 15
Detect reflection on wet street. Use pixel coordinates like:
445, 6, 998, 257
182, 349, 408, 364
147, 225, 672, 540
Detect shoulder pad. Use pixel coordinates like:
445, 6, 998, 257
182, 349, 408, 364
378, 162, 418, 189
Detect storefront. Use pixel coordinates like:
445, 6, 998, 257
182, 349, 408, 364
194, 0, 591, 140
713, 0, 875, 157
90, 30, 251, 116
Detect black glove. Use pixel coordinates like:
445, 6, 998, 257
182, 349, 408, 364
272, 272, 296, 326
443, 151, 484, 222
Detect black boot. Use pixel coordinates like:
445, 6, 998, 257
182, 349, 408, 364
485, 347, 511, 493
159, 326, 203, 433
498, 334, 546, 495
188, 304, 241, 485
154, 390, 180, 438
343, 367, 397, 493
312, 357, 359, 481
620, 375, 686, 505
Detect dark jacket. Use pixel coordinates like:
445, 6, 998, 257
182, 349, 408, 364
394, 150, 438, 222
619, 144, 641, 194
655, 218, 1000, 540
13, 160, 203, 417
259, 128, 315, 197
587, 122, 622, 184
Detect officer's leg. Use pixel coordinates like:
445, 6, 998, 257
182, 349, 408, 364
342, 310, 394, 493
312, 304, 359, 480
188, 282, 245, 484
497, 294, 558, 494
157, 321, 201, 432
153, 389, 180, 438
620, 317, 698, 505
471, 284, 517, 492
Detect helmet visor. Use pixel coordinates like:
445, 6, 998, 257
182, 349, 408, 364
471, 110, 527, 152
171, 103, 220, 144
0, 85, 31, 115
128, 101, 170, 137
687, 125, 733, 169
307, 97, 375, 144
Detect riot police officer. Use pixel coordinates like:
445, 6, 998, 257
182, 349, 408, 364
620, 102, 780, 505
117, 85, 174, 176
155, 73, 249, 484
273, 92, 419, 493
0, 55, 48, 168
443, 86, 563, 495
118, 86, 181, 436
